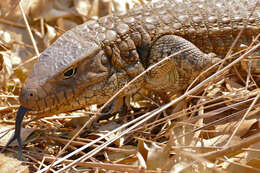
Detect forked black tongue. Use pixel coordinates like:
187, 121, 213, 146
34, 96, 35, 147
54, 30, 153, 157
0, 106, 28, 160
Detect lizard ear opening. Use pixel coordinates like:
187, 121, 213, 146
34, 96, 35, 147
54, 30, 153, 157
63, 66, 78, 79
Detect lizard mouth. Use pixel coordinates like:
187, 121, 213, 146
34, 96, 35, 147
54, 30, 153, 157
19, 86, 81, 116
19, 83, 107, 116
22, 96, 84, 116
26, 104, 60, 115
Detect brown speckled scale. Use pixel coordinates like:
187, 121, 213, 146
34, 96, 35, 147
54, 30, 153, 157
18, 0, 259, 116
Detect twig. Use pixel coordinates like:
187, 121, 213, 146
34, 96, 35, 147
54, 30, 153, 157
19, 0, 40, 57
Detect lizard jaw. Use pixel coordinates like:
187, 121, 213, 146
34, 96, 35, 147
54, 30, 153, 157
19, 81, 109, 116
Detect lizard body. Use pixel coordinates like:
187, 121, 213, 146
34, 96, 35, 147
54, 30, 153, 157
19, 0, 260, 116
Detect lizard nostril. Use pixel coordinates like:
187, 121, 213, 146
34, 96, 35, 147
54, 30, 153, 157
19, 87, 39, 110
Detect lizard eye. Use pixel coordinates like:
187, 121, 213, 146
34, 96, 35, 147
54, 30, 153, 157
63, 67, 77, 79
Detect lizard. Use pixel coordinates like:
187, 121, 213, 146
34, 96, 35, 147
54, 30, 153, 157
1, 0, 260, 159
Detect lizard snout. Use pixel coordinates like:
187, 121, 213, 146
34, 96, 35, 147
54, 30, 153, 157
19, 87, 39, 110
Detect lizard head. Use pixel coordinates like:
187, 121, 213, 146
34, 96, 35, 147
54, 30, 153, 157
19, 24, 112, 116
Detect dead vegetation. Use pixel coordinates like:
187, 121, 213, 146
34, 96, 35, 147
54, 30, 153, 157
0, 0, 260, 172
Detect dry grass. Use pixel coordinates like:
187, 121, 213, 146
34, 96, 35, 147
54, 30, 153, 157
0, 0, 260, 172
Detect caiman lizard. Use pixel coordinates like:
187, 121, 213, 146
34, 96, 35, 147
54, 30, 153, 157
1, 0, 260, 159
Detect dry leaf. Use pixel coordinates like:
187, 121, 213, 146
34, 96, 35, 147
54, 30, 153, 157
0, 125, 35, 147
215, 119, 258, 137
89, 121, 124, 147
74, 0, 92, 17
29, 0, 54, 20
0, 52, 12, 87
137, 140, 149, 162
107, 145, 136, 163
196, 135, 241, 147
0, 154, 29, 173
43, 24, 56, 47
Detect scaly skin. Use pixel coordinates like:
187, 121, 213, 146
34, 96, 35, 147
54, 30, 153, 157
18, 0, 259, 116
